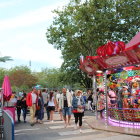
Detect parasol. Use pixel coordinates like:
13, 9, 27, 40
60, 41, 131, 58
2, 75, 12, 102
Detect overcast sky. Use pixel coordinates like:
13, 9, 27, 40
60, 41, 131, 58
0, 0, 69, 72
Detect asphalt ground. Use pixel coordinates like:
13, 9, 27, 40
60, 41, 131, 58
14, 111, 140, 140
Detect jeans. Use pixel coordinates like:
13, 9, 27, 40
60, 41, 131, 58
17, 108, 21, 122
62, 107, 72, 116
36, 108, 44, 120
44, 106, 50, 120
22, 108, 27, 121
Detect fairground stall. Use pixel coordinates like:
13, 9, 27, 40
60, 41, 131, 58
80, 32, 140, 128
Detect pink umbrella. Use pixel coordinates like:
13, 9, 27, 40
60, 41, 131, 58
2, 75, 12, 101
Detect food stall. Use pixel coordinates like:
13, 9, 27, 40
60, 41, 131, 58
80, 32, 140, 127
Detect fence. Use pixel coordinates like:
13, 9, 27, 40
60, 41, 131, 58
3, 110, 14, 140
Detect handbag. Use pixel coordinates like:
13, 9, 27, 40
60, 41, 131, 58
36, 106, 40, 110
77, 108, 84, 113
72, 109, 78, 113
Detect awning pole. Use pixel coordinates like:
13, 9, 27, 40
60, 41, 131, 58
103, 71, 108, 123
92, 75, 97, 119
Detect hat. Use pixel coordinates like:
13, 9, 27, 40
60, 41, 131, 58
123, 86, 128, 89
32, 85, 41, 90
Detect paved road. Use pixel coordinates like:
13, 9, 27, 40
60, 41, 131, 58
15, 111, 140, 140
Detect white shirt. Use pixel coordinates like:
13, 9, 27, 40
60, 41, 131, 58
48, 97, 55, 106
56, 93, 61, 102
76, 96, 81, 106
31, 92, 37, 104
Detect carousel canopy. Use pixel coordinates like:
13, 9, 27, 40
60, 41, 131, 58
126, 31, 140, 49
80, 33, 140, 75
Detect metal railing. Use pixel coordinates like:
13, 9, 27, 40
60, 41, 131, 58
3, 110, 14, 140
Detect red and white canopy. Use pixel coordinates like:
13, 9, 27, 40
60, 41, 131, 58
80, 32, 140, 75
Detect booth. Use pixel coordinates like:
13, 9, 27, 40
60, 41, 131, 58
80, 32, 140, 128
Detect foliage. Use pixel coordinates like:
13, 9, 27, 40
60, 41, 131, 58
0, 56, 13, 62
35, 68, 64, 90
9, 66, 38, 91
46, 0, 140, 88
0, 68, 8, 87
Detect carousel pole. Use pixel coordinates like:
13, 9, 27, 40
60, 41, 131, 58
103, 70, 108, 123
92, 75, 97, 119
0, 89, 3, 139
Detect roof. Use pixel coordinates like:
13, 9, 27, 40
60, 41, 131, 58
126, 31, 140, 49
80, 42, 140, 75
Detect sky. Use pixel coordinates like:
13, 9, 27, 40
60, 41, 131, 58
0, 0, 69, 72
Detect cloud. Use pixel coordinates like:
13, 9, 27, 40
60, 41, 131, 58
0, 0, 68, 31
0, 0, 22, 8
0, 0, 69, 71
0, 28, 63, 69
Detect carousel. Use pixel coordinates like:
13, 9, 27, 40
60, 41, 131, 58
80, 32, 140, 128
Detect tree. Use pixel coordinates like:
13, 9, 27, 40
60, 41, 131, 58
46, 0, 140, 88
35, 68, 64, 90
0, 56, 12, 62
9, 66, 38, 91
0, 68, 8, 87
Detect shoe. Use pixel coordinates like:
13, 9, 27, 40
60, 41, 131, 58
51, 120, 54, 123
30, 123, 34, 126
74, 124, 77, 129
24, 121, 26, 123
79, 129, 82, 133
38, 120, 43, 124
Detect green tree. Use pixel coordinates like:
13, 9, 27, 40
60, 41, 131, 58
35, 68, 64, 89
9, 66, 38, 91
0, 68, 8, 87
0, 56, 12, 62
46, 0, 140, 88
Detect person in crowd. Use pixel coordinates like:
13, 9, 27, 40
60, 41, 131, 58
26, 87, 38, 126
16, 96, 22, 122
9, 91, 17, 106
108, 87, 117, 107
87, 90, 93, 111
21, 93, 27, 123
59, 88, 72, 128
117, 88, 123, 109
122, 86, 131, 108
82, 92, 87, 104
47, 91, 56, 122
97, 89, 105, 119
72, 90, 85, 133
56, 91, 63, 120
92, 92, 96, 112
42, 89, 50, 120
36, 90, 44, 124
54, 90, 59, 111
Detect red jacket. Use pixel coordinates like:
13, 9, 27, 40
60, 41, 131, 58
26, 92, 38, 107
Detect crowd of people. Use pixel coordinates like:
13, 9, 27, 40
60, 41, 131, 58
9, 85, 137, 128
10, 87, 97, 132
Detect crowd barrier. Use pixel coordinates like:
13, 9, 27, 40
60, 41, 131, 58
3, 110, 14, 140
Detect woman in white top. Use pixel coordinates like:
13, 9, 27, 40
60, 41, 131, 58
47, 92, 56, 122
